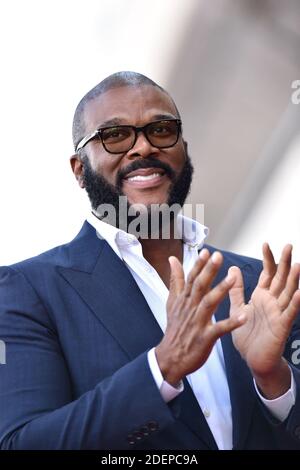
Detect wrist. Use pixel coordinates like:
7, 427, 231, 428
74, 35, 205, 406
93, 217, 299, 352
253, 358, 291, 400
155, 345, 182, 387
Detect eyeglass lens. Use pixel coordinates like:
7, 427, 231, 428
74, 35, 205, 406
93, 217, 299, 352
101, 120, 179, 153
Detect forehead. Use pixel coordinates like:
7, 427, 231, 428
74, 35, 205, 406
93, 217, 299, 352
83, 85, 178, 132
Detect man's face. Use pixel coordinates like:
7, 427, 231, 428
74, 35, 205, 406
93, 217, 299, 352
78, 85, 193, 212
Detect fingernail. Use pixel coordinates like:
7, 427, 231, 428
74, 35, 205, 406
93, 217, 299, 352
211, 252, 220, 264
199, 248, 208, 259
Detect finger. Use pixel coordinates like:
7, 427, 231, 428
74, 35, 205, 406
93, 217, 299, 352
189, 251, 223, 306
258, 243, 277, 289
278, 263, 300, 311
196, 270, 236, 325
169, 256, 185, 297
184, 248, 210, 297
209, 312, 247, 342
269, 244, 293, 297
281, 289, 300, 333
228, 266, 245, 313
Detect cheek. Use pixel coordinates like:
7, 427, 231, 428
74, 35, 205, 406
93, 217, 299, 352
88, 151, 121, 183
171, 146, 186, 173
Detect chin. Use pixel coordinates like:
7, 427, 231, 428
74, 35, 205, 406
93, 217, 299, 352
125, 187, 171, 206
127, 195, 169, 208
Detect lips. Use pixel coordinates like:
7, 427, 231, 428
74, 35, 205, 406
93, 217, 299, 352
122, 167, 167, 189
123, 167, 166, 180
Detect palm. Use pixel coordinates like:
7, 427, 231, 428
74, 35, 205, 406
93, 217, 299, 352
229, 244, 300, 377
232, 287, 290, 372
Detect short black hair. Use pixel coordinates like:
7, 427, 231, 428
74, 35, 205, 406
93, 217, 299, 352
72, 71, 180, 151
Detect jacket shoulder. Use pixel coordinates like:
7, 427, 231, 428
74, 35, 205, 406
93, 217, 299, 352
204, 244, 263, 277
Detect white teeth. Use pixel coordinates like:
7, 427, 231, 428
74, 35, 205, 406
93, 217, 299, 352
127, 173, 162, 182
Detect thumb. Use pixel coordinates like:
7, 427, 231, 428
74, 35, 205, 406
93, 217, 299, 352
228, 266, 245, 313
168, 256, 185, 297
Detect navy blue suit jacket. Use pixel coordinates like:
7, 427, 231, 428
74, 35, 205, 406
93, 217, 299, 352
0, 221, 300, 449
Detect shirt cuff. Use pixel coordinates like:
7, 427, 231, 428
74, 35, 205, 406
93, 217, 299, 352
254, 366, 296, 422
148, 347, 184, 403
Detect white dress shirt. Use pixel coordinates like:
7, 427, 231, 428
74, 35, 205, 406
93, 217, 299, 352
86, 211, 296, 449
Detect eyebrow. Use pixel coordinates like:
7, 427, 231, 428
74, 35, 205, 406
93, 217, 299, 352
97, 113, 178, 129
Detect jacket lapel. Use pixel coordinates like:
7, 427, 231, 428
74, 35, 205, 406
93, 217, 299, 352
58, 223, 217, 449
59, 239, 164, 357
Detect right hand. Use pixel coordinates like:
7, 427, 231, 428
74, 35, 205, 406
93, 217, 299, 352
155, 249, 246, 386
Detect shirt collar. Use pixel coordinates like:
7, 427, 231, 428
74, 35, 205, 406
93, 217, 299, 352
178, 214, 209, 248
86, 210, 209, 255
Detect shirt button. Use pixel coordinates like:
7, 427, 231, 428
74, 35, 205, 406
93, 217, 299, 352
203, 409, 210, 418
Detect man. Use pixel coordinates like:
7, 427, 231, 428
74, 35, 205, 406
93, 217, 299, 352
0, 71, 300, 450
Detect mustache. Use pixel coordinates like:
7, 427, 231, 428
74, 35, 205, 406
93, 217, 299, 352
82, 152, 194, 213
116, 158, 176, 188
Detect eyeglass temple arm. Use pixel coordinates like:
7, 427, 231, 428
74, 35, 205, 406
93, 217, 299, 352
75, 130, 100, 153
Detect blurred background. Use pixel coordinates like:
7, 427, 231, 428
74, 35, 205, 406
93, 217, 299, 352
0, 0, 299, 265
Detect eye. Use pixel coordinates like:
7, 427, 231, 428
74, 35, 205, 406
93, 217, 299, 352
149, 121, 175, 137
102, 127, 132, 142
152, 125, 169, 134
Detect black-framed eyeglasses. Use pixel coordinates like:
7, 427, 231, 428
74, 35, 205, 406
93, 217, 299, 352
75, 119, 182, 154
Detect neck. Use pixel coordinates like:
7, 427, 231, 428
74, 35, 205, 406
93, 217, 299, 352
139, 219, 183, 288
141, 237, 183, 263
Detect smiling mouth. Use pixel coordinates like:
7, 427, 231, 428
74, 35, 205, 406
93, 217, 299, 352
122, 168, 168, 188
126, 172, 164, 182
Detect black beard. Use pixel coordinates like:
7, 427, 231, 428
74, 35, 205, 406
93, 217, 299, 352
82, 153, 194, 231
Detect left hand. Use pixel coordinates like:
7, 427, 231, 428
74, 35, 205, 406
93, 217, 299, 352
229, 244, 300, 393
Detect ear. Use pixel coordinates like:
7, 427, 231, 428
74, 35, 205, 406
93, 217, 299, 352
70, 154, 85, 188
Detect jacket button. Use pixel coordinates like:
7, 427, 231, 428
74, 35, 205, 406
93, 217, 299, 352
147, 421, 159, 432
127, 434, 135, 445
294, 426, 300, 439
133, 430, 143, 441
140, 425, 149, 436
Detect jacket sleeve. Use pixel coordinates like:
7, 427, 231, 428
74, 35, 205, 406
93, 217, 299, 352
228, 254, 300, 447
247, 265, 300, 447
0, 266, 177, 450
283, 310, 300, 444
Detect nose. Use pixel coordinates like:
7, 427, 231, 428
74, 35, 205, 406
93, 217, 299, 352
126, 130, 160, 159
